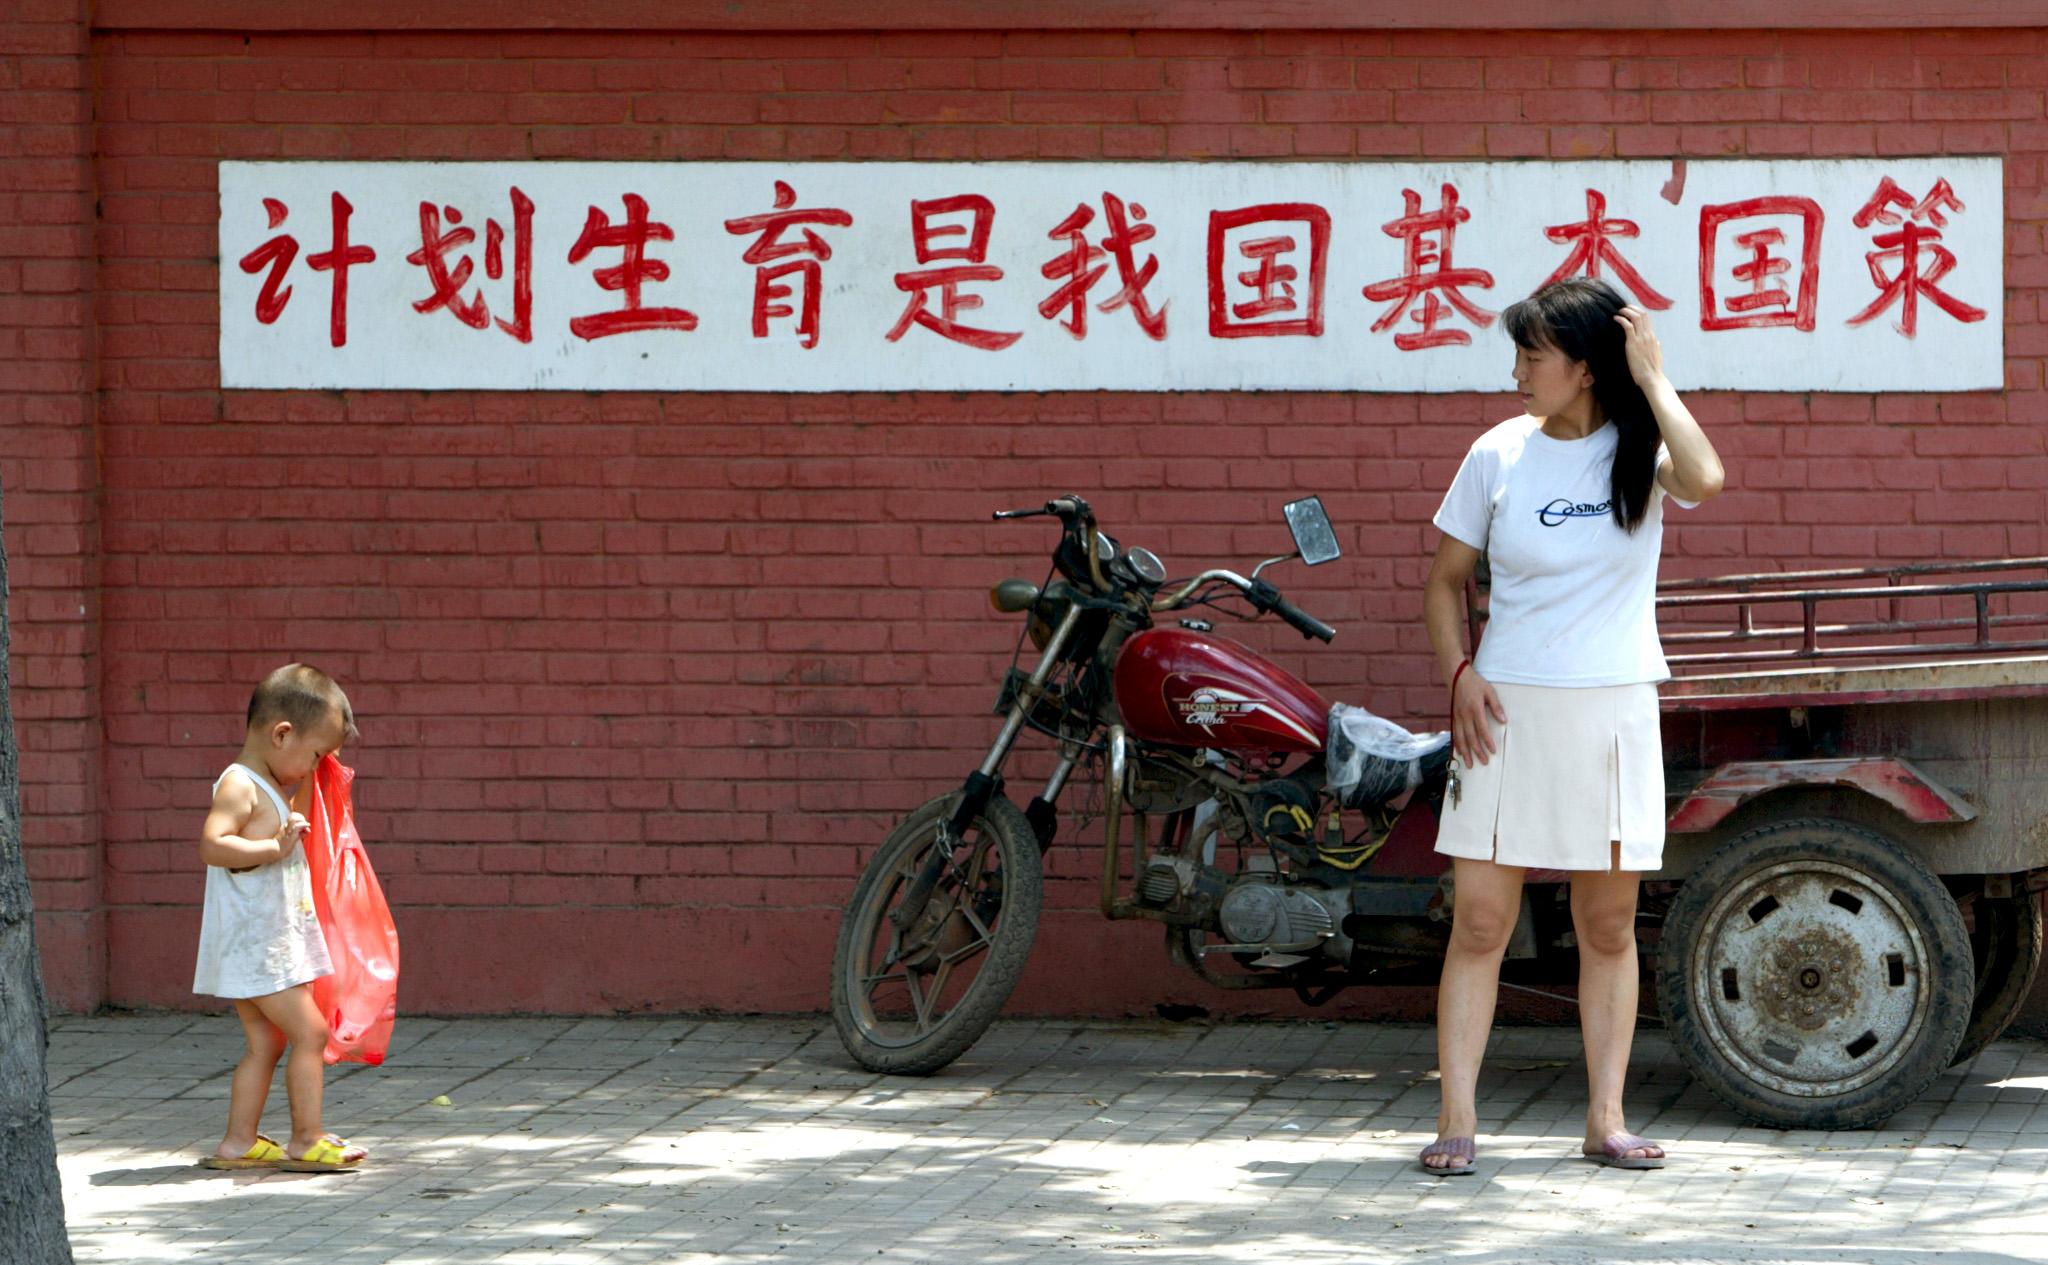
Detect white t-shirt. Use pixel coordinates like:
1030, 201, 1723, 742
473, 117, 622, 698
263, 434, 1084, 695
1433, 415, 1694, 688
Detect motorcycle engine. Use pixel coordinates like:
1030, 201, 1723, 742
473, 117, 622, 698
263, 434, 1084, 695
1216, 862, 1352, 962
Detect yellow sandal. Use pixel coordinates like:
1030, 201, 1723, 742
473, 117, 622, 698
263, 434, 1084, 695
280, 1135, 367, 1172
199, 1134, 286, 1170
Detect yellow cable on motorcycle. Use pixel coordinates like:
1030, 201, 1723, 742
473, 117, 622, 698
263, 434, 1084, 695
1263, 803, 1315, 837
1315, 810, 1395, 871
1316, 835, 1388, 872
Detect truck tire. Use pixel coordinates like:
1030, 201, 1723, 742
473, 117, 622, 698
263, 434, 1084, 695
1658, 817, 1973, 1130
1951, 889, 2045, 1068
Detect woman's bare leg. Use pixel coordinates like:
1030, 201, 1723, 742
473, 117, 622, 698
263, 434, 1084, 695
1426, 856, 1527, 1168
1571, 848, 1662, 1162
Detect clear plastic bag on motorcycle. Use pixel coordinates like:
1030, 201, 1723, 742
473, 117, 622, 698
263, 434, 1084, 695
1325, 702, 1451, 810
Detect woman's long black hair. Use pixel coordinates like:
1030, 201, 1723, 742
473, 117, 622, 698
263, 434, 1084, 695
1501, 277, 1658, 533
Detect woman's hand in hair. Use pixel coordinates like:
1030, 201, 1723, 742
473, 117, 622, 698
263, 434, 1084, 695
1613, 304, 1667, 391
1618, 303, 1727, 503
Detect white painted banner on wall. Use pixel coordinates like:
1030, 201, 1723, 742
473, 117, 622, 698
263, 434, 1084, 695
218, 159, 2001, 392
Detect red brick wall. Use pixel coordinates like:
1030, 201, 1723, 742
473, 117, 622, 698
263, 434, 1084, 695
3, 0, 103, 1013
15, 12, 2048, 1014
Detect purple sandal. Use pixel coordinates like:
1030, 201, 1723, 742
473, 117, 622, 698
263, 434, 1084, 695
1418, 1135, 1477, 1176
1585, 1132, 1665, 1169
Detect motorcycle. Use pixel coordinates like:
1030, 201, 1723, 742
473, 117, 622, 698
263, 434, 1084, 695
829, 494, 1454, 1074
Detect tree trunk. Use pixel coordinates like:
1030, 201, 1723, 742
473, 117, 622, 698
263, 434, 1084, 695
0, 487, 74, 1261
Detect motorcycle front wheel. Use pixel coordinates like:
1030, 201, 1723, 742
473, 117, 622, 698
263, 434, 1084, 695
830, 792, 1043, 1075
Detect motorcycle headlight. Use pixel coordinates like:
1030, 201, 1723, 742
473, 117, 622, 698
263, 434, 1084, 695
990, 579, 1041, 613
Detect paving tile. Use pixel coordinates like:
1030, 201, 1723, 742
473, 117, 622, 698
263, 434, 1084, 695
48, 1015, 2048, 1264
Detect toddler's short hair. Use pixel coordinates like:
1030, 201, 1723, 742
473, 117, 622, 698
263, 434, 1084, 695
246, 664, 358, 743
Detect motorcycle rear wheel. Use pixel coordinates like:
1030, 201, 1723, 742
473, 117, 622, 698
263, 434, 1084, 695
830, 792, 1043, 1075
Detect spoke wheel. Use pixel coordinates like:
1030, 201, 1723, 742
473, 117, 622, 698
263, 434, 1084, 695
1659, 817, 1972, 1130
830, 793, 1042, 1075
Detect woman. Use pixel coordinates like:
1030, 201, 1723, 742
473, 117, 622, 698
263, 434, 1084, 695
1418, 277, 1725, 1176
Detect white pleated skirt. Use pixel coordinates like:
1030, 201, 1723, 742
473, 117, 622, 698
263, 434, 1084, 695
1433, 681, 1666, 872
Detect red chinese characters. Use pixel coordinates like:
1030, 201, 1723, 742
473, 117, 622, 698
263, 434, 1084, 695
1844, 176, 1986, 337
405, 188, 535, 343
1539, 188, 1672, 310
238, 192, 378, 348
1206, 203, 1330, 339
228, 166, 1996, 383
723, 181, 854, 350
1038, 193, 1166, 341
886, 194, 1020, 351
1362, 184, 1495, 351
1698, 196, 1824, 332
566, 193, 697, 341
303, 194, 376, 349
238, 198, 298, 326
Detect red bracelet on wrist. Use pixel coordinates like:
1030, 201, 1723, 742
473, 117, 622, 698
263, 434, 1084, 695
1450, 658, 1471, 696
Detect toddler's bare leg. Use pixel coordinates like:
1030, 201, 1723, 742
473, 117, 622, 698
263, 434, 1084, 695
215, 1001, 286, 1159
248, 984, 346, 1158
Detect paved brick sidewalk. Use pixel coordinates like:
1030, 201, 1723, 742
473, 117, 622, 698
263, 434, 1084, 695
48, 1014, 2048, 1264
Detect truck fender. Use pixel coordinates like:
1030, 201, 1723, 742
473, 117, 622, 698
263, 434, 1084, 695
1667, 757, 1977, 833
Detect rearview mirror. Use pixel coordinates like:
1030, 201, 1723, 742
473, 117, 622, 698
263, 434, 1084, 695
1283, 496, 1340, 566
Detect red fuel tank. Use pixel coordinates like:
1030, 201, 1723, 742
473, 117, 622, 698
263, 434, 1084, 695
1113, 627, 1329, 753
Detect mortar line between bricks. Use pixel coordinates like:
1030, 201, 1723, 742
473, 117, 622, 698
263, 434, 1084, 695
44, 1049, 149, 1095
308, 1025, 674, 1133
822, 1023, 1099, 1114
479, 1024, 714, 1119
43, 1069, 244, 1150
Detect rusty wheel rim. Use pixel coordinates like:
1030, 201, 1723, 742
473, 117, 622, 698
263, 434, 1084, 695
1691, 859, 1934, 1098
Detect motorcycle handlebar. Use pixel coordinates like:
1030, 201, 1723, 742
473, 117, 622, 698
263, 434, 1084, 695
992, 495, 1092, 522
993, 502, 1335, 638
1157, 573, 1335, 642
1246, 578, 1335, 642
1271, 595, 1337, 643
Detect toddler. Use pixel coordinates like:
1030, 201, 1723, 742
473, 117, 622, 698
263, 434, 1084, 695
194, 663, 366, 1172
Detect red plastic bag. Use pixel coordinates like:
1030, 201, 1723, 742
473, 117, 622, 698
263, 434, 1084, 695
303, 754, 400, 1066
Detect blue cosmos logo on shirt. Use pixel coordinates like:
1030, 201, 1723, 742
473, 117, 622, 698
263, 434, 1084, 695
1538, 497, 1612, 526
